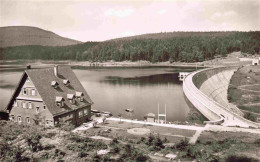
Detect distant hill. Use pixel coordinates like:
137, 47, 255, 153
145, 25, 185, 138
107, 31, 235, 42
1, 31, 259, 63
0, 26, 82, 48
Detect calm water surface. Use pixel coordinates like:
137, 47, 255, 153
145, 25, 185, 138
0, 66, 195, 122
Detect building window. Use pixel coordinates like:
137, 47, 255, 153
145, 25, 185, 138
56, 102, 64, 107
76, 92, 84, 102
14, 100, 18, 107
46, 120, 49, 126
56, 97, 64, 108
22, 102, 27, 108
10, 115, 15, 121
36, 107, 39, 113
23, 88, 27, 95
67, 94, 75, 104
79, 111, 83, 118
26, 78, 30, 82
18, 116, 22, 123
63, 79, 70, 86
69, 99, 75, 104
43, 105, 46, 110
28, 102, 33, 109
26, 117, 30, 124
31, 89, 37, 96
83, 109, 87, 115
51, 81, 59, 89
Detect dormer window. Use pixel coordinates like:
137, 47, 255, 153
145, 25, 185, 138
23, 88, 27, 95
67, 94, 75, 104
51, 81, 59, 89
63, 79, 70, 86
56, 97, 64, 107
76, 92, 84, 102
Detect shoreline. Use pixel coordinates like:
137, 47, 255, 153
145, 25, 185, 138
0, 59, 210, 68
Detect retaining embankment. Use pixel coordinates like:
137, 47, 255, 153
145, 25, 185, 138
183, 66, 260, 128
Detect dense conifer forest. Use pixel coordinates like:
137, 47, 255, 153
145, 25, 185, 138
1, 31, 259, 62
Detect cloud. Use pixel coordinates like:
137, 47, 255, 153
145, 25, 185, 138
157, 9, 167, 15
211, 10, 237, 19
104, 8, 134, 18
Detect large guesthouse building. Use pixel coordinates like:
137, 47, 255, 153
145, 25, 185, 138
5, 65, 93, 126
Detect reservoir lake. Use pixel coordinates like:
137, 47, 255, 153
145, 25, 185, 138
0, 66, 196, 122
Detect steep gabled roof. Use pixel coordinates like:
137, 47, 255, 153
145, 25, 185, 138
7, 66, 93, 116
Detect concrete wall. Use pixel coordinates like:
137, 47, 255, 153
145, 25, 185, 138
193, 66, 243, 116
183, 66, 260, 128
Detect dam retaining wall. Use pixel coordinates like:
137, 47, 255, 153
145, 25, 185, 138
183, 66, 260, 128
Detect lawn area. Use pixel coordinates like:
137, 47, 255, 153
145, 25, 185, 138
228, 65, 260, 120
82, 120, 196, 143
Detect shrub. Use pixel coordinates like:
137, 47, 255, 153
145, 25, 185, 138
254, 139, 260, 147
0, 141, 23, 162
225, 155, 258, 162
43, 144, 55, 150
111, 137, 119, 144
40, 152, 51, 159
186, 145, 202, 159
53, 149, 66, 158
78, 151, 88, 158
175, 138, 189, 151
152, 135, 165, 151
163, 137, 169, 143
119, 144, 150, 161
24, 133, 43, 152
137, 137, 146, 144
111, 145, 120, 153
44, 132, 56, 138
145, 133, 155, 146
243, 112, 256, 122
66, 143, 79, 151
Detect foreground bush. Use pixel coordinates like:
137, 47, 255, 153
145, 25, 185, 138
225, 155, 258, 162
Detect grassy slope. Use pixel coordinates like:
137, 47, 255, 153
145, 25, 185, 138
0, 26, 82, 48
228, 66, 260, 114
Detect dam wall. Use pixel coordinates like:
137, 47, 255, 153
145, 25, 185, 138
183, 66, 260, 128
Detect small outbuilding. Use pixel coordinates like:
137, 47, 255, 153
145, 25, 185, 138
145, 113, 156, 123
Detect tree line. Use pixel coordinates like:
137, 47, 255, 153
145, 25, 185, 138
1, 31, 259, 62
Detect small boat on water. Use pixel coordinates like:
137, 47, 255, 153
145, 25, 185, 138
101, 111, 113, 116
125, 108, 134, 112
91, 109, 112, 116
91, 109, 100, 113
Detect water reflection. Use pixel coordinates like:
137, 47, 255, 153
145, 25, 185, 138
0, 66, 195, 122
101, 73, 181, 86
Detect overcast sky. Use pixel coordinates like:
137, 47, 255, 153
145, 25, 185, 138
1, 0, 259, 42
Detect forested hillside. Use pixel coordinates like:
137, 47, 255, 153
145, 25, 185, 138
1, 32, 259, 62
0, 26, 81, 48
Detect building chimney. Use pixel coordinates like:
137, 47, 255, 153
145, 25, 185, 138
54, 65, 58, 77
27, 65, 31, 69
